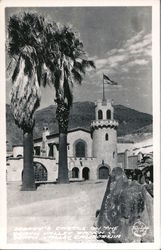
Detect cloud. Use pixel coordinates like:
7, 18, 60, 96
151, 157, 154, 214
125, 59, 149, 67
94, 31, 152, 76
95, 59, 108, 69
107, 55, 128, 65
125, 30, 144, 47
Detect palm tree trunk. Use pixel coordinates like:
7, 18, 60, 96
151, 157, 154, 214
21, 130, 36, 191
56, 100, 69, 184
57, 132, 69, 183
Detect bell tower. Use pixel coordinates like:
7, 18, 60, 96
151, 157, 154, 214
91, 99, 118, 170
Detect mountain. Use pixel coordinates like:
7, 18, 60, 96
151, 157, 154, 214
6, 102, 152, 151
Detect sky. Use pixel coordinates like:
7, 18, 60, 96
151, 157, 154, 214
6, 7, 152, 114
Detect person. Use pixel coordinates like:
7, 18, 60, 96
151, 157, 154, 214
96, 167, 153, 243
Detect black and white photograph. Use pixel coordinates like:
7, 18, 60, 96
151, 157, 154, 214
0, 0, 160, 249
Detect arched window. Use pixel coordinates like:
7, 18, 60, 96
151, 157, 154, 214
75, 141, 86, 157
98, 110, 103, 120
106, 109, 111, 119
72, 167, 79, 178
105, 133, 109, 141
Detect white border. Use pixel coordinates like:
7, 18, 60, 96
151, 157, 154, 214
0, 0, 160, 249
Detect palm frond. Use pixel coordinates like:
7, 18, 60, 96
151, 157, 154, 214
10, 55, 41, 131
82, 59, 96, 69
64, 77, 73, 107
7, 12, 96, 129
12, 56, 21, 82
72, 68, 83, 84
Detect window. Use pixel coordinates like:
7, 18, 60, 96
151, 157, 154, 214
75, 141, 86, 157
98, 110, 103, 119
113, 151, 115, 158
48, 144, 54, 157
105, 133, 109, 141
106, 109, 111, 119
34, 146, 41, 156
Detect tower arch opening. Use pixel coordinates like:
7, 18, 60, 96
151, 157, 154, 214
98, 110, 103, 120
106, 109, 111, 119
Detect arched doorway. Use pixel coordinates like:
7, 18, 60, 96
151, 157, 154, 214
72, 167, 79, 178
98, 166, 109, 179
33, 162, 48, 181
82, 167, 90, 180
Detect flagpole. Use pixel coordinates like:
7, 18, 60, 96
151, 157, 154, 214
103, 74, 105, 102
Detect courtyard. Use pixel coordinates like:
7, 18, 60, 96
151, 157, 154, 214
7, 180, 107, 244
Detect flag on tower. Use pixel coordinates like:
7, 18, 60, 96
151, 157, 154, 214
103, 74, 118, 85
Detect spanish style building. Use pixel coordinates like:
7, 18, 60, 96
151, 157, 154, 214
7, 99, 153, 183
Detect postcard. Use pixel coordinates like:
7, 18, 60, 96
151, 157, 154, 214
0, 0, 160, 249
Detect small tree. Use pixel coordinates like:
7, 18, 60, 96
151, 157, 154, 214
7, 13, 48, 190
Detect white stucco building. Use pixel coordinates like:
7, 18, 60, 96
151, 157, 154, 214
7, 99, 153, 183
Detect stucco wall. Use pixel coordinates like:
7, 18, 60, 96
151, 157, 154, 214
34, 157, 58, 182
7, 156, 58, 182
92, 127, 117, 169
7, 158, 23, 182
68, 157, 111, 180
13, 146, 23, 158
67, 130, 93, 158
7, 155, 113, 182
34, 138, 59, 160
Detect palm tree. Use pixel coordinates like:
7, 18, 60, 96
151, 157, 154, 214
44, 25, 95, 183
7, 13, 48, 190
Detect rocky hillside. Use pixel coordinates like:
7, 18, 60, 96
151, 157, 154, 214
6, 102, 152, 151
